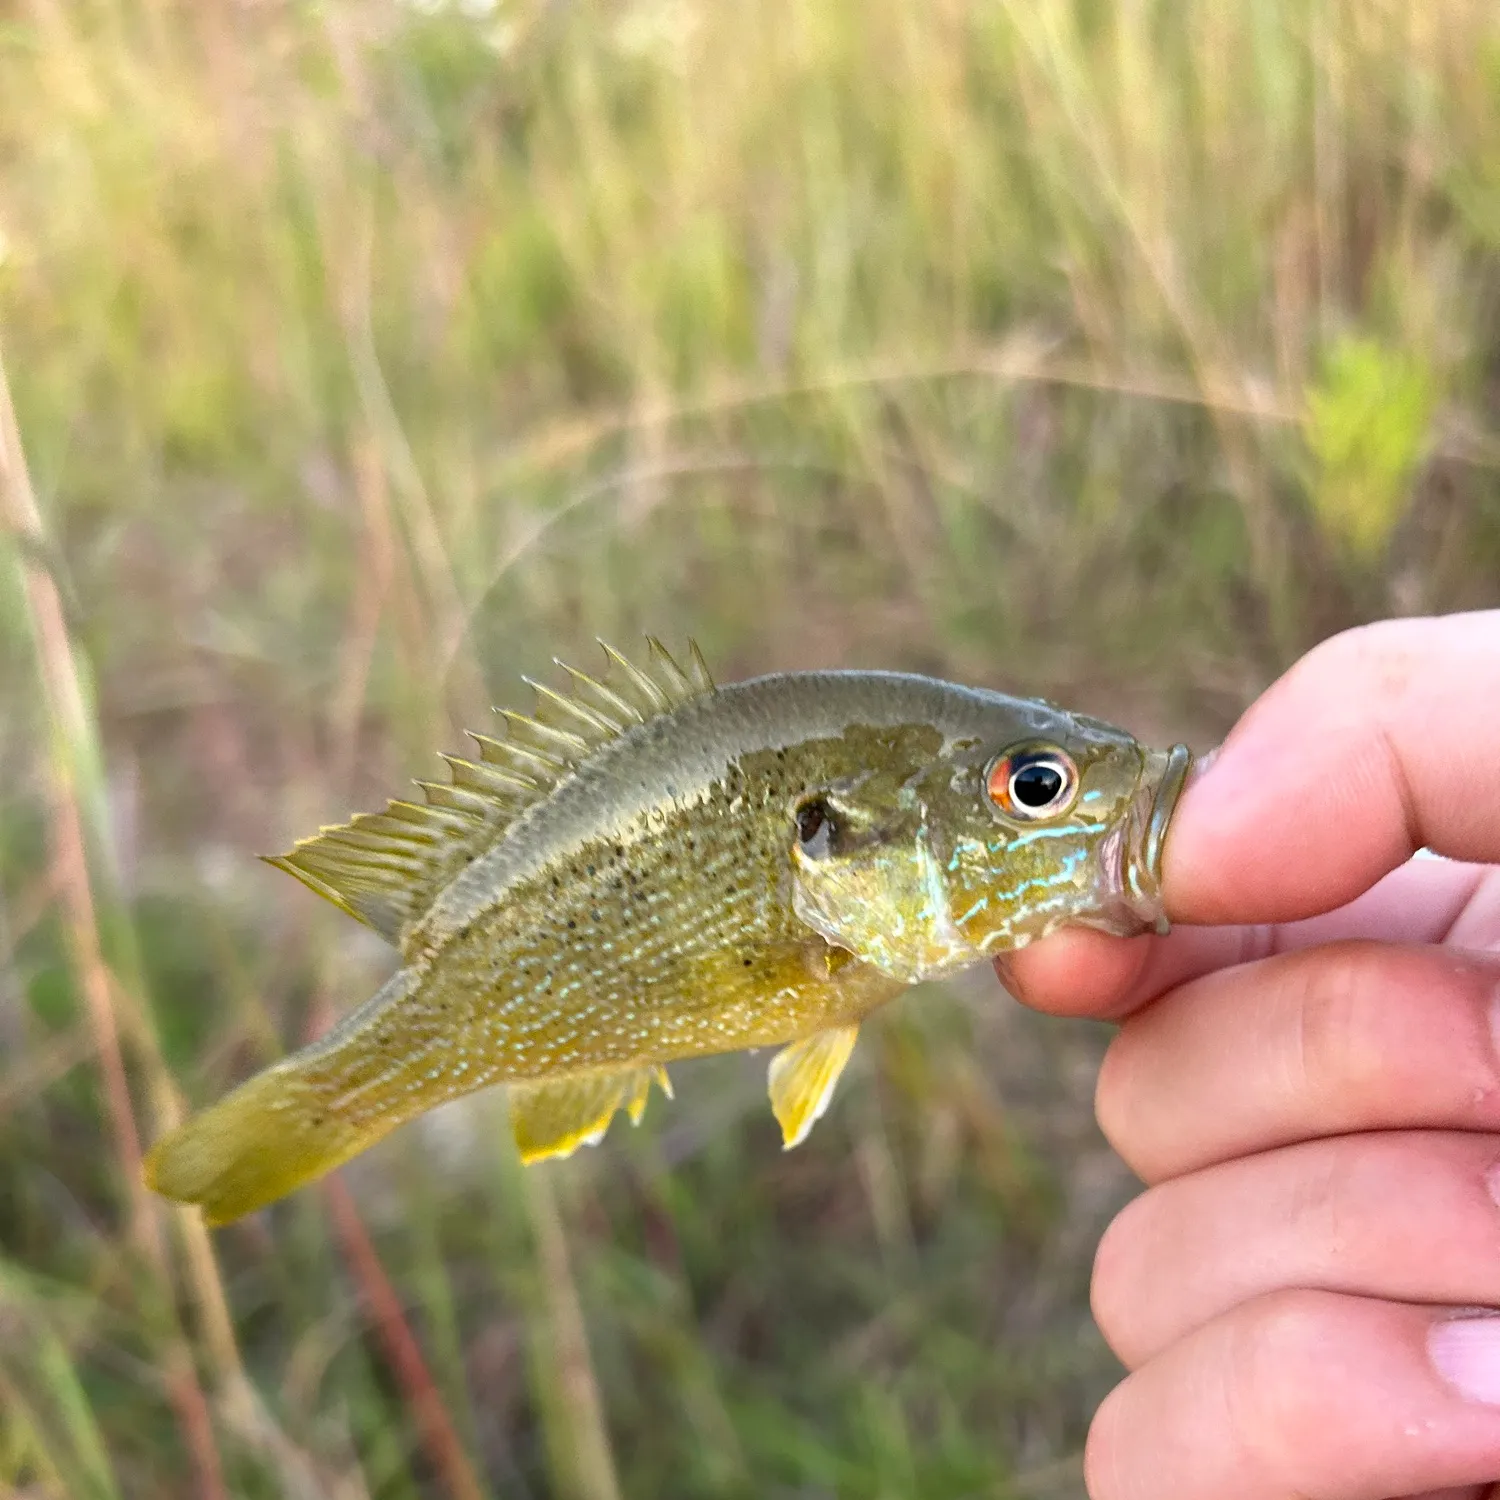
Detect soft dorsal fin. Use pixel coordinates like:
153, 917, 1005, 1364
264, 638, 714, 950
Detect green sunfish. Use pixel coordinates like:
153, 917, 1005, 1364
143, 639, 1192, 1225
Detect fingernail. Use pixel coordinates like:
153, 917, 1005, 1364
1430, 1314, 1500, 1404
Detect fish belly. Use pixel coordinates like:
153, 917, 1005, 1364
143, 915, 903, 1224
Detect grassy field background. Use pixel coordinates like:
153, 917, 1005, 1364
2, 1, 1499, 1495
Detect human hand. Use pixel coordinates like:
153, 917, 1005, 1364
1002, 611, 1500, 1500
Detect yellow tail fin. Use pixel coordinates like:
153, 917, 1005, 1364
143, 1063, 397, 1226
146, 969, 433, 1225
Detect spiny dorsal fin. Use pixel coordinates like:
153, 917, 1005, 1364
265, 638, 714, 950
509, 1065, 672, 1163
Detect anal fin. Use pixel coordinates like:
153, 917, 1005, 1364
768, 1025, 859, 1149
510, 1066, 671, 1164
624, 1064, 672, 1124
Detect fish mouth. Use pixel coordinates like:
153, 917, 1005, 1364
1108, 742, 1195, 937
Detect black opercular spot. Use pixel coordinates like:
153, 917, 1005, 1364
796, 799, 826, 843
795, 797, 836, 858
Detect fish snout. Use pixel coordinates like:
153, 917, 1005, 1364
1116, 742, 1194, 934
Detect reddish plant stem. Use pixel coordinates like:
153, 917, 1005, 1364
0, 342, 228, 1500
323, 1178, 487, 1500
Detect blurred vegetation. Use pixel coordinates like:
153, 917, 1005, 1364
1, 0, 1498, 1495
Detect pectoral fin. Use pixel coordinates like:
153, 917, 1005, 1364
767, 1025, 859, 1149
510, 1066, 671, 1164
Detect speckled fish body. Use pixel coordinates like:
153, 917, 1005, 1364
144, 642, 1191, 1225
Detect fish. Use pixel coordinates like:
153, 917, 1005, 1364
142, 639, 1192, 1225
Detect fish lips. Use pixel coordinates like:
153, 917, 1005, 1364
1080, 741, 1195, 939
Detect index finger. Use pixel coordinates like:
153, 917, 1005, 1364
1000, 854, 1492, 1018
1166, 611, 1500, 924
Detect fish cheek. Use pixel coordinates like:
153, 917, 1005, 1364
789, 834, 985, 984
946, 824, 1103, 954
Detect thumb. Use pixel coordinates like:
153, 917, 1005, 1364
1163, 612, 1500, 926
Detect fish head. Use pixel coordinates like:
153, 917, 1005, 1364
787, 698, 1192, 984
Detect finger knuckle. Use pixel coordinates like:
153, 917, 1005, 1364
1084, 1291, 1348, 1500
1297, 618, 1416, 705
1090, 1192, 1155, 1366
1222, 1288, 1344, 1492
1285, 946, 1388, 1104
1458, 866, 1500, 948
1094, 1030, 1143, 1167
1285, 944, 1499, 1118
1082, 1382, 1136, 1500
1279, 1144, 1353, 1262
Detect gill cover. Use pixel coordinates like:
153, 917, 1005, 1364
788, 789, 986, 984
786, 735, 1193, 978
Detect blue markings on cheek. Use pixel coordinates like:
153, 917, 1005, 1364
1011, 822, 1104, 845
947, 836, 989, 873
955, 894, 990, 925
948, 822, 1104, 932
976, 843, 1092, 916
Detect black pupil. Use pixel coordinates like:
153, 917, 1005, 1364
1012, 761, 1065, 809
796, 799, 829, 844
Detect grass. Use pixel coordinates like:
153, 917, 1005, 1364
1, 0, 1498, 1494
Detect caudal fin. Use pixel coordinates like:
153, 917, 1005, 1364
143, 1064, 395, 1226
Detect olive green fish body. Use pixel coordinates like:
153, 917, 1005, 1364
144, 646, 1190, 1225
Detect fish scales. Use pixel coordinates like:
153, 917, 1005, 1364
249, 695, 939, 1131
143, 643, 1193, 1225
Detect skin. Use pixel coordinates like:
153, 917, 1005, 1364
999, 610, 1500, 1500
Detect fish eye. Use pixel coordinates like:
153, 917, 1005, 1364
985, 745, 1079, 822
794, 796, 835, 858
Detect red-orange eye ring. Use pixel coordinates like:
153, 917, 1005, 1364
985, 745, 1079, 821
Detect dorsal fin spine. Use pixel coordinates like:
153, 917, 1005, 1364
266, 637, 714, 949
442, 753, 531, 803
557, 663, 639, 727
466, 734, 548, 789
499, 710, 589, 756
494, 741, 567, 778
416, 781, 495, 818
687, 640, 715, 692
526, 679, 620, 738
600, 640, 672, 711
645, 637, 693, 698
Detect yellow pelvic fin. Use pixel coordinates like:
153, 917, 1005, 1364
767, 1025, 859, 1150
510, 1065, 671, 1164
265, 638, 714, 952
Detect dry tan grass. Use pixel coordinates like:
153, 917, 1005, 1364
1, 0, 1497, 1494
